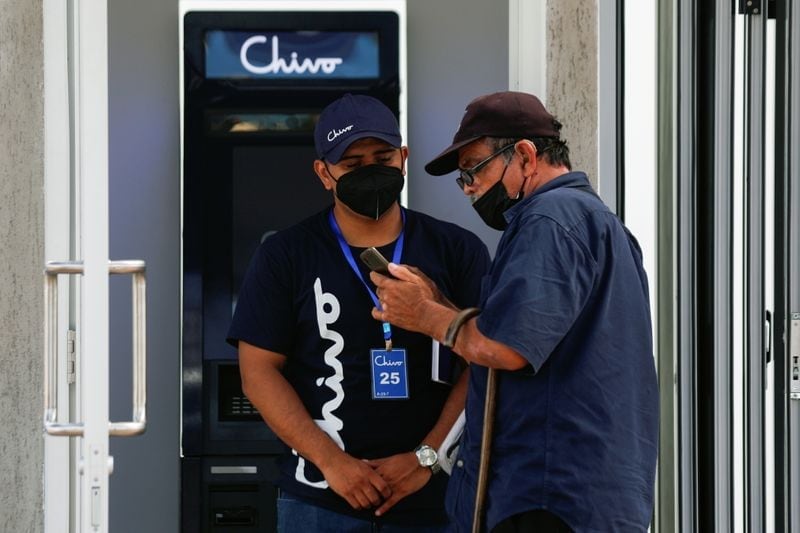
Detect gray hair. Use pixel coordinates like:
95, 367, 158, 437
485, 128, 572, 170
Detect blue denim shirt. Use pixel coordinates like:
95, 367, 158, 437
446, 172, 658, 532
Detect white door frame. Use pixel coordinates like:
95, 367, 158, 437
76, 0, 112, 527
508, 0, 546, 100
43, 0, 73, 528
43, 0, 114, 530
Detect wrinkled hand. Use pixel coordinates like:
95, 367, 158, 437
364, 452, 432, 517
369, 263, 440, 333
404, 266, 456, 310
320, 452, 392, 510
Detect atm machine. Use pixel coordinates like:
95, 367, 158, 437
179, 2, 406, 531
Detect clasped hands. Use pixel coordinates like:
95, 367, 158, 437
321, 449, 432, 517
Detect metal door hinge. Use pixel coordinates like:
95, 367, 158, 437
765, 310, 772, 364
739, 0, 761, 15
790, 314, 800, 400
741, 0, 776, 18
67, 329, 76, 385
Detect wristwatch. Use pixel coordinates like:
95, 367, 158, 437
414, 444, 441, 475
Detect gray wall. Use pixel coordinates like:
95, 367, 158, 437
107, 0, 181, 530
0, 1, 44, 532
406, 0, 599, 254
406, 0, 509, 255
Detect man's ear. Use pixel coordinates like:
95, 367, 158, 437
314, 159, 335, 191
400, 146, 410, 175
516, 140, 538, 174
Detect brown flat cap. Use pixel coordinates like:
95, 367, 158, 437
425, 91, 559, 176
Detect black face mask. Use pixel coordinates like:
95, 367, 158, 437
333, 164, 405, 220
471, 164, 525, 231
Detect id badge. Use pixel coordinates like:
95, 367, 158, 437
370, 349, 409, 399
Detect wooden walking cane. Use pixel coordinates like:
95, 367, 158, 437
471, 367, 498, 533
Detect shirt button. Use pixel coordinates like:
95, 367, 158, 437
456, 460, 464, 468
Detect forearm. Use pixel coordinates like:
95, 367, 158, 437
453, 319, 527, 370
239, 341, 390, 509
366, 367, 470, 517
420, 368, 468, 449
418, 302, 528, 371
243, 367, 344, 470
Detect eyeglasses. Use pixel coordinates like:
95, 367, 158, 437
456, 143, 516, 189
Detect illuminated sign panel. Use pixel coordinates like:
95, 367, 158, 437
205, 30, 380, 79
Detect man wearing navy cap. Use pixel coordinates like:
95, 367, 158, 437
371, 91, 658, 532
228, 93, 490, 532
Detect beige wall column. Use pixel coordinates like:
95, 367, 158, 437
547, 0, 599, 185
0, 0, 45, 531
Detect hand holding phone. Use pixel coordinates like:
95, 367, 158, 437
359, 247, 393, 277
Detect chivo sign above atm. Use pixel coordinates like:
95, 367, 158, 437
205, 30, 380, 79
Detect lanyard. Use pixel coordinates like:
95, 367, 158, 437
328, 208, 405, 350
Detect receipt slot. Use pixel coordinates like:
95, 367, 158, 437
179, 2, 406, 531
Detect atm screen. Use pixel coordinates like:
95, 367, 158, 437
231, 144, 332, 313
205, 30, 380, 80
181, 8, 402, 471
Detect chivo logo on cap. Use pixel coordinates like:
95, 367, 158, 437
327, 125, 354, 142
314, 93, 401, 163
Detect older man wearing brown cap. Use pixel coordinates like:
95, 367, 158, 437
370, 91, 658, 532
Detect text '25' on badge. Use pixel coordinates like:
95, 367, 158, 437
370, 349, 409, 399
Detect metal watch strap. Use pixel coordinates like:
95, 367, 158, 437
415, 444, 442, 475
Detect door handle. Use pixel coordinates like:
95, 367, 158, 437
107, 260, 147, 436
44, 261, 84, 436
44, 260, 147, 437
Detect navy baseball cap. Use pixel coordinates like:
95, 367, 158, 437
425, 91, 560, 176
314, 93, 402, 164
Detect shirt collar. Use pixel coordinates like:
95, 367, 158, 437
503, 171, 591, 224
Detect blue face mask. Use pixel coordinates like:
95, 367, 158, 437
333, 164, 405, 220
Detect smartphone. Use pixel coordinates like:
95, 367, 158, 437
359, 247, 393, 277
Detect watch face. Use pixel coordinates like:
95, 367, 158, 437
417, 446, 438, 467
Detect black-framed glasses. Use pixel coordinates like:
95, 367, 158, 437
456, 143, 516, 189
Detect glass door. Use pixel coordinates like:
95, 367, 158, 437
649, 0, 796, 530
43, 0, 147, 531
774, 1, 800, 531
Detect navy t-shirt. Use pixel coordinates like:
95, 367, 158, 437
446, 172, 658, 532
228, 207, 490, 525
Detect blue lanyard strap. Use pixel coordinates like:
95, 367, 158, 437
328, 208, 405, 347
